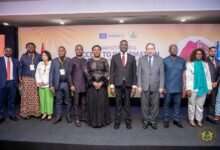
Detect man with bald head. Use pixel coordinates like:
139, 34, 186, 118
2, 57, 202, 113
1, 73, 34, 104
163, 44, 186, 128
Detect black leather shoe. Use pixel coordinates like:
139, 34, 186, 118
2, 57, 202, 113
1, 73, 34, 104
0, 117, 5, 124
206, 117, 218, 124
143, 122, 150, 129
173, 120, 183, 128
53, 116, 62, 124
66, 114, 72, 123
126, 120, 132, 129
114, 122, 120, 129
9, 116, 19, 121
151, 123, 158, 130
164, 121, 169, 128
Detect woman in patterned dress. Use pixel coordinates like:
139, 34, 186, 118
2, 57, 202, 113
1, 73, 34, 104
19, 43, 41, 119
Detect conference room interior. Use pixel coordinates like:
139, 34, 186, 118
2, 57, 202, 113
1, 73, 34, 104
0, 0, 220, 150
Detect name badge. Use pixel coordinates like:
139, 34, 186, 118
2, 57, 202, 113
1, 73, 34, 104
30, 64, 35, 71
60, 69, 65, 75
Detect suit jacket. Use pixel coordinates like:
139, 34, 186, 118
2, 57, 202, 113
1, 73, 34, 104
186, 61, 212, 91
0, 57, 19, 88
206, 56, 220, 83
110, 53, 137, 87
68, 57, 87, 93
49, 57, 71, 90
137, 55, 164, 91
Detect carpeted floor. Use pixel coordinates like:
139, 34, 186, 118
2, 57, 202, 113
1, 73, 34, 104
0, 106, 219, 147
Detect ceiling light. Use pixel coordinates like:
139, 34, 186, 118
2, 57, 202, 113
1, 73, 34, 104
119, 20, 124, 23
3, 22, 9, 26
180, 18, 186, 22
60, 21, 65, 25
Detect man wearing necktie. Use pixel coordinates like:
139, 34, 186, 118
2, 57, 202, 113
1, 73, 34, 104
137, 43, 164, 129
206, 46, 220, 123
110, 40, 137, 129
0, 47, 19, 124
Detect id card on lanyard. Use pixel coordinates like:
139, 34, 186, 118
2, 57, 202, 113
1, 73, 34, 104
29, 53, 35, 71
59, 57, 66, 75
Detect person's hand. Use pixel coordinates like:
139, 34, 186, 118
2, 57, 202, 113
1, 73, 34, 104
208, 90, 211, 95
97, 82, 103, 89
186, 90, 192, 97
212, 82, 217, 88
131, 87, 136, 97
50, 86, 55, 93
42, 82, 48, 86
163, 89, 166, 94
37, 82, 44, 87
159, 88, 164, 94
93, 82, 101, 90
71, 86, 76, 92
110, 87, 115, 96
138, 87, 142, 93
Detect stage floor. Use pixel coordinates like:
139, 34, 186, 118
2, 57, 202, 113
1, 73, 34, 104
0, 107, 220, 149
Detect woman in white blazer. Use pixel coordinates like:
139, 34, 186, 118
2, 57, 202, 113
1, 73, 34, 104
35, 51, 54, 121
186, 48, 212, 127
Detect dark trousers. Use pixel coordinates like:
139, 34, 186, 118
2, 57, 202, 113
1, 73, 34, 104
73, 92, 87, 120
141, 90, 159, 125
55, 82, 72, 117
163, 93, 182, 122
0, 80, 17, 119
206, 87, 217, 118
115, 82, 132, 122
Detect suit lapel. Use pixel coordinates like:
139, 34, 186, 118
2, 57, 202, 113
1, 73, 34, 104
2, 57, 7, 74
208, 57, 215, 68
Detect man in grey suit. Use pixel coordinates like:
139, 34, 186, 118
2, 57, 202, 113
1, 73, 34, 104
110, 40, 137, 129
137, 43, 164, 129
49, 46, 72, 124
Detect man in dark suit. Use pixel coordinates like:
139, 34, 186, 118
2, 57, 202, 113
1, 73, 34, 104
0, 47, 19, 123
68, 44, 87, 127
49, 46, 72, 124
110, 40, 137, 129
206, 46, 220, 123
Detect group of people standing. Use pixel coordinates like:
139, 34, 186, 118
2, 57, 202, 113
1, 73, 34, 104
0, 40, 219, 130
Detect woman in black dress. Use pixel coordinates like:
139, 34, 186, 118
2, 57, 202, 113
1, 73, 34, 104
85, 45, 111, 128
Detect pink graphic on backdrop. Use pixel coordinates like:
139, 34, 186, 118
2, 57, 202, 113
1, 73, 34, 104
179, 39, 211, 61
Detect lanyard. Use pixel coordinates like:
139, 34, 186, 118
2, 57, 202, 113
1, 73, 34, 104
29, 53, 35, 64
59, 57, 66, 69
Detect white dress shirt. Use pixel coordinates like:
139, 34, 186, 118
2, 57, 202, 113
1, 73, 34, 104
35, 61, 51, 88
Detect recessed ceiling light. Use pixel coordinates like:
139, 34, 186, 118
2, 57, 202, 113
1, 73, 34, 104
3, 22, 9, 26
180, 18, 186, 22
60, 21, 65, 25
119, 20, 124, 23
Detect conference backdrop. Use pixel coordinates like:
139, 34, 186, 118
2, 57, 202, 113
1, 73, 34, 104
18, 24, 220, 62
16, 24, 220, 97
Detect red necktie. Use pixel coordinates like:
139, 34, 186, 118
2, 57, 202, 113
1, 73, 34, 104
7, 58, 11, 80
122, 54, 125, 67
